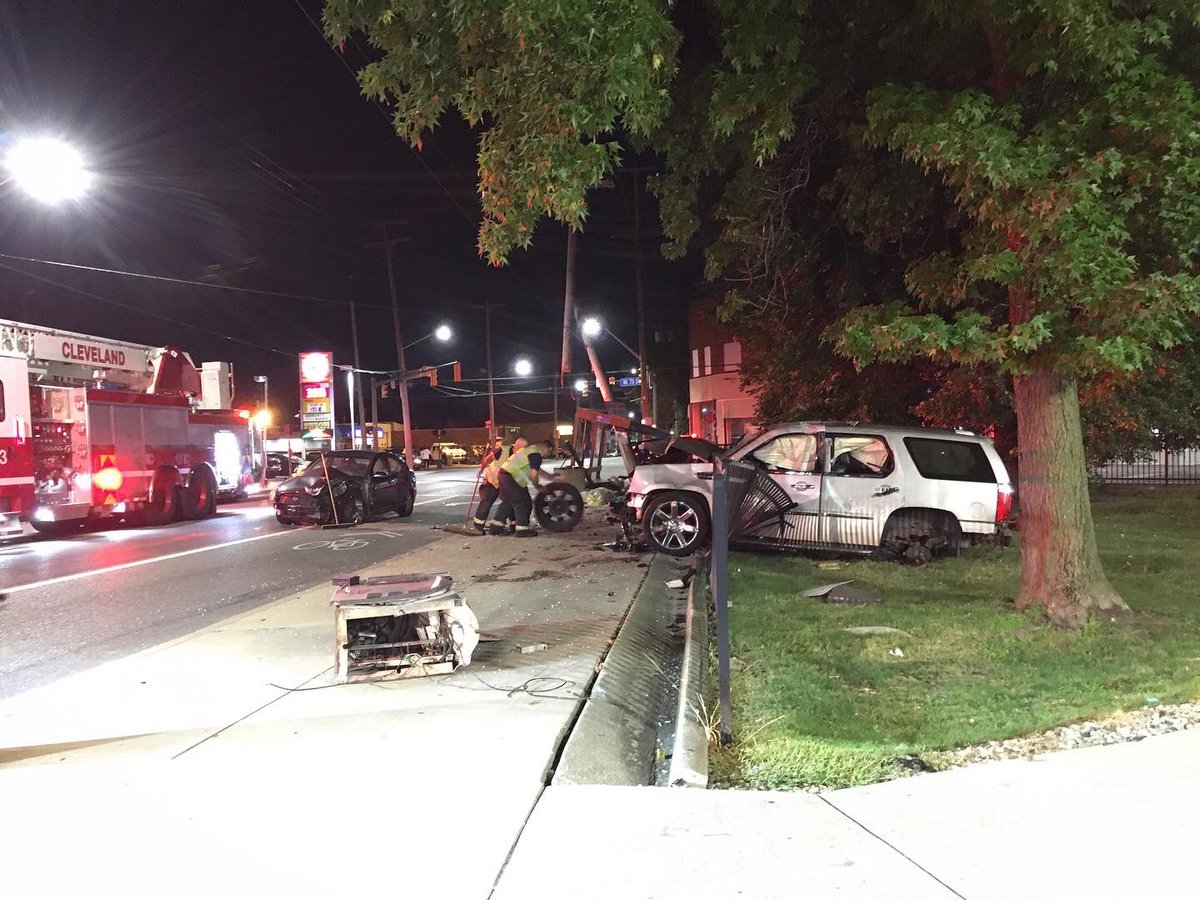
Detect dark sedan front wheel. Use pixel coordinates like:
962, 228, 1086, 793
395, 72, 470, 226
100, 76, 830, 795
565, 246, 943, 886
331, 491, 365, 527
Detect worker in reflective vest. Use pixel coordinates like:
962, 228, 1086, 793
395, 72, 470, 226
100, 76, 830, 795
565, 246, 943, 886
488, 437, 553, 536
472, 436, 510, 531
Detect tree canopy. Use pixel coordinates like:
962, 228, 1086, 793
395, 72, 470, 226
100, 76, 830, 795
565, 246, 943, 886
324, 0, 1200, 623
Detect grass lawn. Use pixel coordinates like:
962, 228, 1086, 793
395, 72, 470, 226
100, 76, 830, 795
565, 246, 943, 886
715, 487, 1200, 790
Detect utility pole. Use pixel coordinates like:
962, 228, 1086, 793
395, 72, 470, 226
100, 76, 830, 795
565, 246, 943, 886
632, 172, 652, 424
561, 228, 577, 386
476, 299, 504, 443
367, 222, 415, 463
370, 376, 379, 450
350, 301, 366, 449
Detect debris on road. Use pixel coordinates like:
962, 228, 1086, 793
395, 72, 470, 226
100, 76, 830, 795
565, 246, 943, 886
329, 572, 478, 683
515, 642, 549, 655
665, 579, 686, 589
801, 581, 884, 605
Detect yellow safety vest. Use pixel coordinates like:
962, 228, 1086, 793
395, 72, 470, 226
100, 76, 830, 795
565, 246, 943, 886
500, 445, 539, 488
484, 446, 509, 487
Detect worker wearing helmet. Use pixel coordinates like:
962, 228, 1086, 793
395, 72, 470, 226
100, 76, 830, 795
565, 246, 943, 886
472, 436, 509, 532
488, 437, 553, 537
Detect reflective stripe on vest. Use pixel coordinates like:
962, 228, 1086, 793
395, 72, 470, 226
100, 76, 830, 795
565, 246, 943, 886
484, 446, 509, 487
500, 445, 537, 488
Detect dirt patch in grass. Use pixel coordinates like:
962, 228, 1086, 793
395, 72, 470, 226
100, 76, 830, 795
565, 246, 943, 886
718, 488, 1200, 790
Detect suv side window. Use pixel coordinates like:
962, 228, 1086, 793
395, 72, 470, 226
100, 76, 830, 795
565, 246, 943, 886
386, 454, 407, 475
828, 435, 893, 478
750, 433, 819, 473
903, 437, 995, 483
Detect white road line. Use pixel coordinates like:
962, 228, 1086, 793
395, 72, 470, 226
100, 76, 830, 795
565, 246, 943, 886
413, 495, 469, 506
2, 529, 300, 596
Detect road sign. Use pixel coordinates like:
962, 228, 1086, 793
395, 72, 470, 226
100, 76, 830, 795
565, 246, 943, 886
618, 376, 641, 388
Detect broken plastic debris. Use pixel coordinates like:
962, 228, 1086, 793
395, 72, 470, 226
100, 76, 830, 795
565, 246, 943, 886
802, 581, 854, 598
889, 648, 905, 658
665, 579, 686, 589
515, 642, 549, 655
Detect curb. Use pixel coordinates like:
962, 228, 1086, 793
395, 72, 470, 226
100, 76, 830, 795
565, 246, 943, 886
552, 553, 687, 786
668, 563, 709, 788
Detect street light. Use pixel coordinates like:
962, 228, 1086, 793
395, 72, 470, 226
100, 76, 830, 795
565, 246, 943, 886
4, 136, 93, 203
579, 315, 651, 424
573, 378, 588, 393
513, 358, 533, 377
402, 323, 454, 351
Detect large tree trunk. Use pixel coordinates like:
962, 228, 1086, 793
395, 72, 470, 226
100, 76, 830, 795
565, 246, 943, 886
1012, 366, 1128, 626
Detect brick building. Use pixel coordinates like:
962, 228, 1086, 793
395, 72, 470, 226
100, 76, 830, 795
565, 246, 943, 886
687, 304, 756, 445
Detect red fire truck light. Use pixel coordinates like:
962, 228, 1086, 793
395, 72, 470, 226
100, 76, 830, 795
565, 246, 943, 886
94, 467, 124, 492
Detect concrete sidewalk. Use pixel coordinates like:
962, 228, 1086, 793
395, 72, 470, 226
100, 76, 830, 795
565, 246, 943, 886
0, 516, 650, 898
494, 730, 1200, 899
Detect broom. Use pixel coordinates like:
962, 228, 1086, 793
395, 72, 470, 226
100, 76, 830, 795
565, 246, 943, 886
442, 465, 485, 536
318, 451, 356, 530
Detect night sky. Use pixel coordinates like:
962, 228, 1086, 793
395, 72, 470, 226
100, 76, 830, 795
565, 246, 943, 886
0, 1, 693, 429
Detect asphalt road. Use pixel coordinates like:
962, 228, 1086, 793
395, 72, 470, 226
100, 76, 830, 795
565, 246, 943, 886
0, 467, 482, 699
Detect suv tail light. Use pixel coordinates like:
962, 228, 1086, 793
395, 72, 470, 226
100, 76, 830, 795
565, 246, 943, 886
996, 483, 1014, 523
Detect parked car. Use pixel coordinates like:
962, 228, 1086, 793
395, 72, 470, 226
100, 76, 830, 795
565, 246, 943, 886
625, 422, 1014, 560
265, 453, 303, 478
273, 450, 416, 526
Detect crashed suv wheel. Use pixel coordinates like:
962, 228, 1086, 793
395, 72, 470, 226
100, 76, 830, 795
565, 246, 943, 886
643, 491, 710, 557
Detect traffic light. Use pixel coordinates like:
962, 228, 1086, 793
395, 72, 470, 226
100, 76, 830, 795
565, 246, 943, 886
380, 381, 390, 398
452, 362, 462, 382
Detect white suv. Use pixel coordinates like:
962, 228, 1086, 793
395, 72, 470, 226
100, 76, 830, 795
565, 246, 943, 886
626, 422, 1014, 561
430, 443, 468, 464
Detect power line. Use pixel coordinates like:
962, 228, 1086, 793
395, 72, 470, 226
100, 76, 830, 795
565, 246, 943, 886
0, 252, 416, 312
0, 261, 298, 359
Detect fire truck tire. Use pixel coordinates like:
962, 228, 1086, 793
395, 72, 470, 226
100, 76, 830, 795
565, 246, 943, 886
181, 465, 218, 520
145, 468, 181, 526
30, 519, 87, 537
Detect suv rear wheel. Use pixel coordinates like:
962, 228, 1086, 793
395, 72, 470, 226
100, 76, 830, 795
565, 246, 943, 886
643, 491, 710, 557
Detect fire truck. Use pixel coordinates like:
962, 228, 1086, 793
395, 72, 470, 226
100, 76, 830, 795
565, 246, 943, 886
0, 318, 253, 537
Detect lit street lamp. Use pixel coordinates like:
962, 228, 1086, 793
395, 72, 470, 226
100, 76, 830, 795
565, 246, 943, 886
513, 358, 533, 377
579, 315, 651, 422
573, 378, 588, 393
4, 136, 93, 203
403, 323, 454, 351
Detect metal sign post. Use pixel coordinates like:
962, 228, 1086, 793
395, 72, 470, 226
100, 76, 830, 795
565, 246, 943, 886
711, 464, 733, 746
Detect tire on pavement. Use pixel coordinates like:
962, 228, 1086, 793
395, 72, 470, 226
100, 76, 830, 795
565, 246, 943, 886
397, 488, 415, 518
534, 482, 584, 533
144, 467, 181, 526
29, 518, 87, 537
333, 490, 365, 527
180, 464, 218, 520
643, 491, 711, 557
